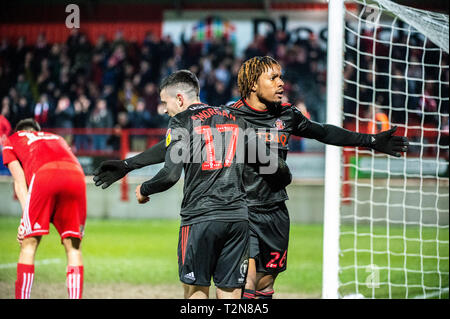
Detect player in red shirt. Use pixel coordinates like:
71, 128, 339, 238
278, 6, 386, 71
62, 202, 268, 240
0, 114, 12, 174
0, 114, 11, 142
2, 118, 86, 299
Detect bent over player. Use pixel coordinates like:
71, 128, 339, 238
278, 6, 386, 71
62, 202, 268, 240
2, 119, 87, 299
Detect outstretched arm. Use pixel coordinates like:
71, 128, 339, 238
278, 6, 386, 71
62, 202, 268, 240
296, 117, 409, 157
93, 140, 167, 189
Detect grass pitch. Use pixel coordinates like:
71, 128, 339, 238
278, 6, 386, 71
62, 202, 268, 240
0, 216, 447, 299
0, 216, 323, 299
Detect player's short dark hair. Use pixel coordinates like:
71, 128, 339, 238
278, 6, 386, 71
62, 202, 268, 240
15, 118, 41, 132
238, 56, 280, 98
159, 70, 200, 99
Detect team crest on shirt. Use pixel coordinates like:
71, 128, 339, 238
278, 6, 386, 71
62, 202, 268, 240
274, 119, 285, 130
165, 129, 172, 147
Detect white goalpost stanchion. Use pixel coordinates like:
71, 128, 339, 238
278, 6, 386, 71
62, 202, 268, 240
324, 0, 449, 299
322, 0, 346, 299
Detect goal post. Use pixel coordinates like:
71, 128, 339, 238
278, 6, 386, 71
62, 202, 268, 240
322, 0, 449, 299
322, 0, 346, 300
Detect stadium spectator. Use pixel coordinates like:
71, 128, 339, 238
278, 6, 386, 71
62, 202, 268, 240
180, 34, 202, 69
16, 96, 33, 123
419, 81, 439, 125
365, 104, 390, 135
108, 111, 130, 151
2, 118, 86, 299
15, 74, 32, 101
88, 98, 113, 151
142, 82, 159, 115
73, 95, 92, 151
53, 95, 74, 128
128, 99, 151, 129
118, 79, 139, 112
128, 99, 152, 151
289, 98, 311, 152
1, 96, 14, 125
206, 81, 229, 107
33, 94, 50, 128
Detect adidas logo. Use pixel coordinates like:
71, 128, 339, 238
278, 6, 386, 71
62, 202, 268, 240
184, 272, 195, 281
33, 222, 41, 230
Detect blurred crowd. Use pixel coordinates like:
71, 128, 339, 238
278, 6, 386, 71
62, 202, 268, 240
0, 29, 327, 131
343, 29, 449, 127
0, 27, 448, 153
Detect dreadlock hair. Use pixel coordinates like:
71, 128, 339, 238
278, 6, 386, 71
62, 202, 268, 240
237, 56, 280, 99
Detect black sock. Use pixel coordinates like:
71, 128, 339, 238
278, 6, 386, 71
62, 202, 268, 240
242, 289, 256, 299
256, 290, 274, 299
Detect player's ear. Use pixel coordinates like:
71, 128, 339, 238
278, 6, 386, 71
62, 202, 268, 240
176, 93, 184, 108
251, 81, 258, 93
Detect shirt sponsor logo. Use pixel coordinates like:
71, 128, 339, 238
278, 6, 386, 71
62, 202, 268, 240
256, 131, 288, 147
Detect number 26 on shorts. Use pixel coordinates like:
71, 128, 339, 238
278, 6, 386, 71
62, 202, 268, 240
266, 250, 287, 269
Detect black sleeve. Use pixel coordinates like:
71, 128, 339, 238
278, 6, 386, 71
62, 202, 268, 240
139, 150, 183, 196
139, 115, 188, 196
125, 140, 167, 170
292, 108, 372, 147
303, 121, 373, 147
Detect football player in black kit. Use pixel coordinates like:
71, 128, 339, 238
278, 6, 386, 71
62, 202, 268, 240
95, 70, 291, 299
94, 58, 409, 299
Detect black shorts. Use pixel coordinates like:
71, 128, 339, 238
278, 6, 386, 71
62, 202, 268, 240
249, 202, 290, 275
178, 220, 249, 288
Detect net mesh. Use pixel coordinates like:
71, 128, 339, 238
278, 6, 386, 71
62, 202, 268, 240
339, 0, 449, 298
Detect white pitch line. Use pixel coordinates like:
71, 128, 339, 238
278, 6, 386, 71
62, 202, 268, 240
413, 287, 449, 299
0, 258, 62, 269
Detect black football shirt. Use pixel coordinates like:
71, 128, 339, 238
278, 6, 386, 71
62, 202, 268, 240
226, 98, 310, 207
159, 103, 249, 226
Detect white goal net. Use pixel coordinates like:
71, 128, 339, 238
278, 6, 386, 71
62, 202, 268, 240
324, 0, 449, 299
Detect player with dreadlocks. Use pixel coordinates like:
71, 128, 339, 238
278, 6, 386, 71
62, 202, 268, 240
93, 56, 409, 299
229, 56, 408, 299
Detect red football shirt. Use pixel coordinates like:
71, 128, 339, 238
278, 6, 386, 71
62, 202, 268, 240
2, 131, 81, 184
0, 115, 11, 146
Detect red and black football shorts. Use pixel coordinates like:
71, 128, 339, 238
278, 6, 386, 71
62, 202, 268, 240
21, 161, 86, 240
178, 220, 249, 288
249, 201, 290, 274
